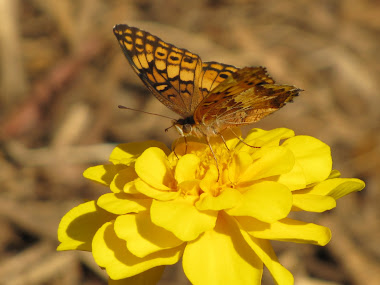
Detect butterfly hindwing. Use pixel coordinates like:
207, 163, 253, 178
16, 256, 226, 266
194, 67, 299, 129
113, 24, 203, 117
199, 62, 238, 99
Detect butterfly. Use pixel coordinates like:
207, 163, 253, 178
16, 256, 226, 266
113, 24, 301, 144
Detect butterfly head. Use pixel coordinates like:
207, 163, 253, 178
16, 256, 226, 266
173, 117, 196, 137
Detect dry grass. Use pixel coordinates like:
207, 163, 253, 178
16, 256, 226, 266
0, 0, 379, 284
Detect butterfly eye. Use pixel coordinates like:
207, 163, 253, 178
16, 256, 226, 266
182, 124, 192, 134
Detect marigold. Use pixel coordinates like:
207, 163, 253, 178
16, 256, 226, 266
57, 128, 365, 285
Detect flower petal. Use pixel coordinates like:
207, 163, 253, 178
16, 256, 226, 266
114, 211, 183, 258
328, 169, 341, 179
92, 222, 184, 280
84, 165, 123, 186
97, 193, 151, 215
239, 230, 294, 285
237, 216, 331, 246
228, 152, 253, 183
302, 178, 365, 200
135, 147, 173, 191
292, 194, 336, 212
178, 179, 201, 196
282, 136, 332, 185
239, 146, 295, 183
134, 180, 179, 201
57, 201, 116, 251
238, 128, 295, 151
175, 154, 200, 184
171, 141, 208, 160
226, 181, 292, 223
151, 196, 217, 241
199, 165, 218, 194
196, 188, 242, 211
108, 266, 165, 285
110, 141, 170, 165
276, 162, 307, 191
110, 167, 139, 194
183, 213, 263, 285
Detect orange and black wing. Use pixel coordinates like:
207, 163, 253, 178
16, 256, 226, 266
113, 24, 203, 118
199, 62, 238, 99
194, 67, 300, 130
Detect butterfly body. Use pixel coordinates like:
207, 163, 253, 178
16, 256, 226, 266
113, 24, 301, 140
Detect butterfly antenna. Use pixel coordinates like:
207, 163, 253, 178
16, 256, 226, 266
118, 105, 176, 120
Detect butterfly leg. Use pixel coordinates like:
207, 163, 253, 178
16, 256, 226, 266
229, 128, 260, 148
184, 135, 188, 154
170, 138, 179, 159
172, 136, 187, 159
205, 136, 220, 181
218, 133, 230, 151
173, 146, 179, 159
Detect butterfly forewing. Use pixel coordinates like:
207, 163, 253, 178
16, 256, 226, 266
113, 24, 203, 118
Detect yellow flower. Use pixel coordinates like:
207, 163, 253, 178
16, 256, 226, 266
57, 128, 365, 285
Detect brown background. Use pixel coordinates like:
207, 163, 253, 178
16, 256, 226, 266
0, 0, 379, 284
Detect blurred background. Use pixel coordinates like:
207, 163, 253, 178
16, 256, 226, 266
0, 0, 379, 284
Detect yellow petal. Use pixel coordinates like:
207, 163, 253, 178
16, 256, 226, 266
238, 128, 295, 151
183, 213, 263, 285
237, 216, 331, 246
92, 222, 184, 280
84, 164, 123, 186
239, 146, 295, 183
196, 188, 242, 211
283, 136, 332, 185
110, 167, 139, 194
134, 180, 179, 201
178, 179, 201, 196
303, 178, 365, 200
97, 193, 151, 215
239, 230, 294, 285
108, 266, 165, 285
109, 141, 170, 165
199, 165, 218, 194
228, 152, 253, 183
57, 201, 116, 251
135, 147, 173, 191
151, 197, 217, 241
226, 181, 292, 223
276, 161, 307, 191
114, 211, 183, 258
175, 154, 200, 184
328, 169, 341, 179
172, 141, 208, 158
292, 194, 336, 212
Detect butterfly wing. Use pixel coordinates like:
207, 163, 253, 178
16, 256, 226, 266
194, 67, 300, 131
113, 24, 203, 118
199, 62, 238, 99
